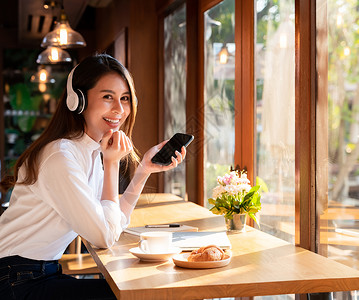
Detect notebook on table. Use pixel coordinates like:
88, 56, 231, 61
171, 231, 232, 251
124, 225, 198, 236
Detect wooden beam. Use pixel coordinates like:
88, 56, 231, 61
295, 0, 316, 251
236, 0, 255, 184
197, 2, 205, 206
186, 0, 200, 204
157, 11, 165, 193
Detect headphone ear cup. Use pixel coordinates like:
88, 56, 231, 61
66, 91, 79, 112
74, 89, 87, 114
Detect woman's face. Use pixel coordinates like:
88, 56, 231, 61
83, 72, 131, 142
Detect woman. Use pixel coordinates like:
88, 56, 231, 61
0, 54, 186, 299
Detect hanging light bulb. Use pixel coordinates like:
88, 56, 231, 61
30, 66, 56, 83
218, 44, 229, 64
51, 47, 59, 61
36, 46, 72, 64
41, 9, 86, 49
39, 70, 47, 82
38, 83, 47, 93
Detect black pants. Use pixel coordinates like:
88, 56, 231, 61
0, 255, 116, 300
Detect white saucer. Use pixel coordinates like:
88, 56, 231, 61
172, 252, 231, 269
129, 247, 182, 261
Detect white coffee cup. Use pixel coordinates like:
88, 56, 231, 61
139, 231, 172, 254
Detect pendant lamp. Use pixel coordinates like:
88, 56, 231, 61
41, 9, 86, 49
30, 66, 56, 83
218, 45, 229, 64
36, 46, 72, 64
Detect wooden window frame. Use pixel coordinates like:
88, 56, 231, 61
295, 0, 317, 251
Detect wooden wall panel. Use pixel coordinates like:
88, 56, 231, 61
0, 48, 3, 193
95, 0, 160, 192
157, 11, 165, 193
129, 1, 159, 192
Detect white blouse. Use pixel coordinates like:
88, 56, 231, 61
0, 134, 129, 260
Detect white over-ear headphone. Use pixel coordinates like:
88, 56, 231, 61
66, 66, 86, 114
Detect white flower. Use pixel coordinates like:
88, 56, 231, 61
212, 185, 226, 199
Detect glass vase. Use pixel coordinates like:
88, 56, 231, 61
225, 214, 247, 232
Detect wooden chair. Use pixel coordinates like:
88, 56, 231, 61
135, 193, 184, 206
59, 236, 100, 277
59, 253, 100, 276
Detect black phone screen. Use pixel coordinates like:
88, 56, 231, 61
151, 133, 194, 166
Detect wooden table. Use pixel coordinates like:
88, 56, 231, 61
84, 200, 359, 300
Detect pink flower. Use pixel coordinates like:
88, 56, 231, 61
214, 170, 252, 198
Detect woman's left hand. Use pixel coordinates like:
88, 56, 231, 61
139, 140, 187, 174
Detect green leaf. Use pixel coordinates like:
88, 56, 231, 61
209, 207, 220, 215
18, 116, 36, 133
248, 213, 260, 227
256, 177, 268, 193
9, 83, 29, 110
208, 198, 216, 205
244, 185, 260, 200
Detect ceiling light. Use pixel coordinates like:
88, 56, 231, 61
218, 45, 229, 64
43, 0, 61, 10
41, 10, 86, 49
36, 46, 72, 64
30, 66, 56, 83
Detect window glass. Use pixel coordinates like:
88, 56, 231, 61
255, 0, 295, 243
163, 4, 187, 198
320, 0, 359, 279
203, 0, 235, 207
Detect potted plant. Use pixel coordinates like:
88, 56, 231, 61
208, 170, 261, 232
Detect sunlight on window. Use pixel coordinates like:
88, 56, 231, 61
255, 0, 295, 243
203, 0, 235, 207
163, 4, 187, 198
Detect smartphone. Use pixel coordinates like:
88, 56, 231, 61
151, 133, 194, 166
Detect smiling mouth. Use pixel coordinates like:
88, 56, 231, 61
103, 117, 120, 124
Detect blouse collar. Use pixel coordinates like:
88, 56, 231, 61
80, 133, 101, 152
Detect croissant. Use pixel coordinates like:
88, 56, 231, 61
187, 245, 225, 262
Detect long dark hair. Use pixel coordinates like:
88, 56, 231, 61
0, 54, 139, 193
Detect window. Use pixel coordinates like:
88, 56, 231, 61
163, 3, 187, 198
203, 0, 235, 207
255, 0, 295, 242
161, 4, 359, 288
318, 0, 359, 280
